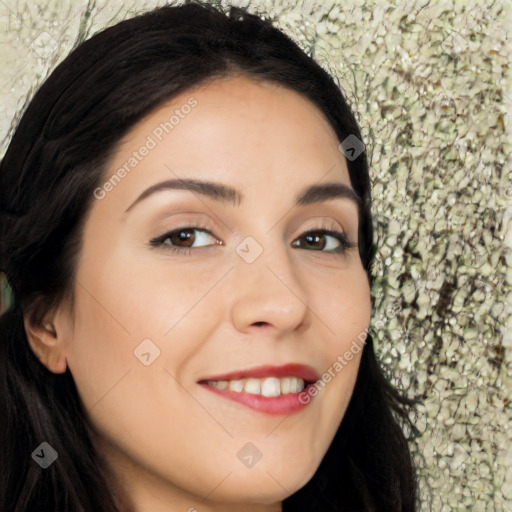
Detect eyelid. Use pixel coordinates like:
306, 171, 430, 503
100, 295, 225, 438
149, 216, 348, 242
297, 218, 345, 236
148, 217, 356, 256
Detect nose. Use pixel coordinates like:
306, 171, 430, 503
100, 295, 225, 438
228, 237, 310, 335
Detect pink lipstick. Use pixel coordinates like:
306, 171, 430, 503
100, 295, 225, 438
198, 363, 320, 415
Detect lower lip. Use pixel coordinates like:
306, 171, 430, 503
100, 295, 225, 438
199, 383, 315, 415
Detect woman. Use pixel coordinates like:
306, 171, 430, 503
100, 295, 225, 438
0, 2, 420, 511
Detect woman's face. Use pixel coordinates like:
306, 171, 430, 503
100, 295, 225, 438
60, 75, 371, 511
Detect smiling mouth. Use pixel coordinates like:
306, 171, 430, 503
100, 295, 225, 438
197, 363, 320, 415
197, 377, 318, 415
200, 376, 309, 397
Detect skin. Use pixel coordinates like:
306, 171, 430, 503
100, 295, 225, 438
25, 75, 371, 512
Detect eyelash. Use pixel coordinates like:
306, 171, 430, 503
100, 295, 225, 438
149, 222, 357, 256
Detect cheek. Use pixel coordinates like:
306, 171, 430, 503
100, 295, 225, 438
305, 263, 371, 438
315, 261, 372, 351
65, 285, 135, 413
66, 253, 217, 411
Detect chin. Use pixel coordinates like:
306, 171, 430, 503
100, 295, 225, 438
220, 465, 316, 504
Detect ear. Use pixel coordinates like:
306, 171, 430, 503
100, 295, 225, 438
23, 311, 69, 374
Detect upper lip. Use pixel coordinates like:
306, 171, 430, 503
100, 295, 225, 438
198, 363, 320, 383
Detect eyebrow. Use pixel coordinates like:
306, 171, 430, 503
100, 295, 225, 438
124, 178, 363, 213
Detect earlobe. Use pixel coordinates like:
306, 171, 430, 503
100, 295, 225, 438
23, 316, 68, 374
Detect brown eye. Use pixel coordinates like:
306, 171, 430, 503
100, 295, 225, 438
165, 228, 197, 248
292, 229, 355, 254
150, 226, 220, 254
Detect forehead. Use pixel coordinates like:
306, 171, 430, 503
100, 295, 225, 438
102, 75, 352, 210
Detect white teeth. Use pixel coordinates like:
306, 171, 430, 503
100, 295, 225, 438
280, 377, 291, 394
215, 380, 228, 390
228, 379, 244, 392
291, 377, 304, 393
207, 376, 306, 396
244, 378, 261, 394
261, 377, 280, 397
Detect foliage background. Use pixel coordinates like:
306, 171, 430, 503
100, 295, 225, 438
0, 0, 511, 510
